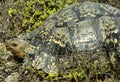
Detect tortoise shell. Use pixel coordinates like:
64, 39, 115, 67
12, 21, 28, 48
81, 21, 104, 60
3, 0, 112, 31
6, 2, 120, 74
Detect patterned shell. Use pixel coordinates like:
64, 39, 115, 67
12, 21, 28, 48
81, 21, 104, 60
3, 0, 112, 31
25, 2, 120, 74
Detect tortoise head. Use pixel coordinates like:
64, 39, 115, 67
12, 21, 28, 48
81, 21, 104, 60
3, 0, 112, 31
4, 38, 28, 58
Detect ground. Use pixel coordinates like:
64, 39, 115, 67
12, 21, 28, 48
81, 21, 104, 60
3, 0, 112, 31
0, 0, 120, 82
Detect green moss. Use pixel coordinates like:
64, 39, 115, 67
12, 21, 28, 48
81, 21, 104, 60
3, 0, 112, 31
21, 0, 77, 33
7, 0, 77, 34
8, 8, 17, 17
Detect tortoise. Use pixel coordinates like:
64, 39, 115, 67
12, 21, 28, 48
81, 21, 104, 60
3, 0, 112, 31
5, 2, 120, 74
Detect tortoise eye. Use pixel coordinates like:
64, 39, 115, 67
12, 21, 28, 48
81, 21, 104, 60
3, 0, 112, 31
12, 43, 18, 47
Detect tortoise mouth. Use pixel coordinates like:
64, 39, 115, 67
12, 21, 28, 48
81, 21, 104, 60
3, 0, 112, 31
5, 45, 14, 53
4, 41, 16, 53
